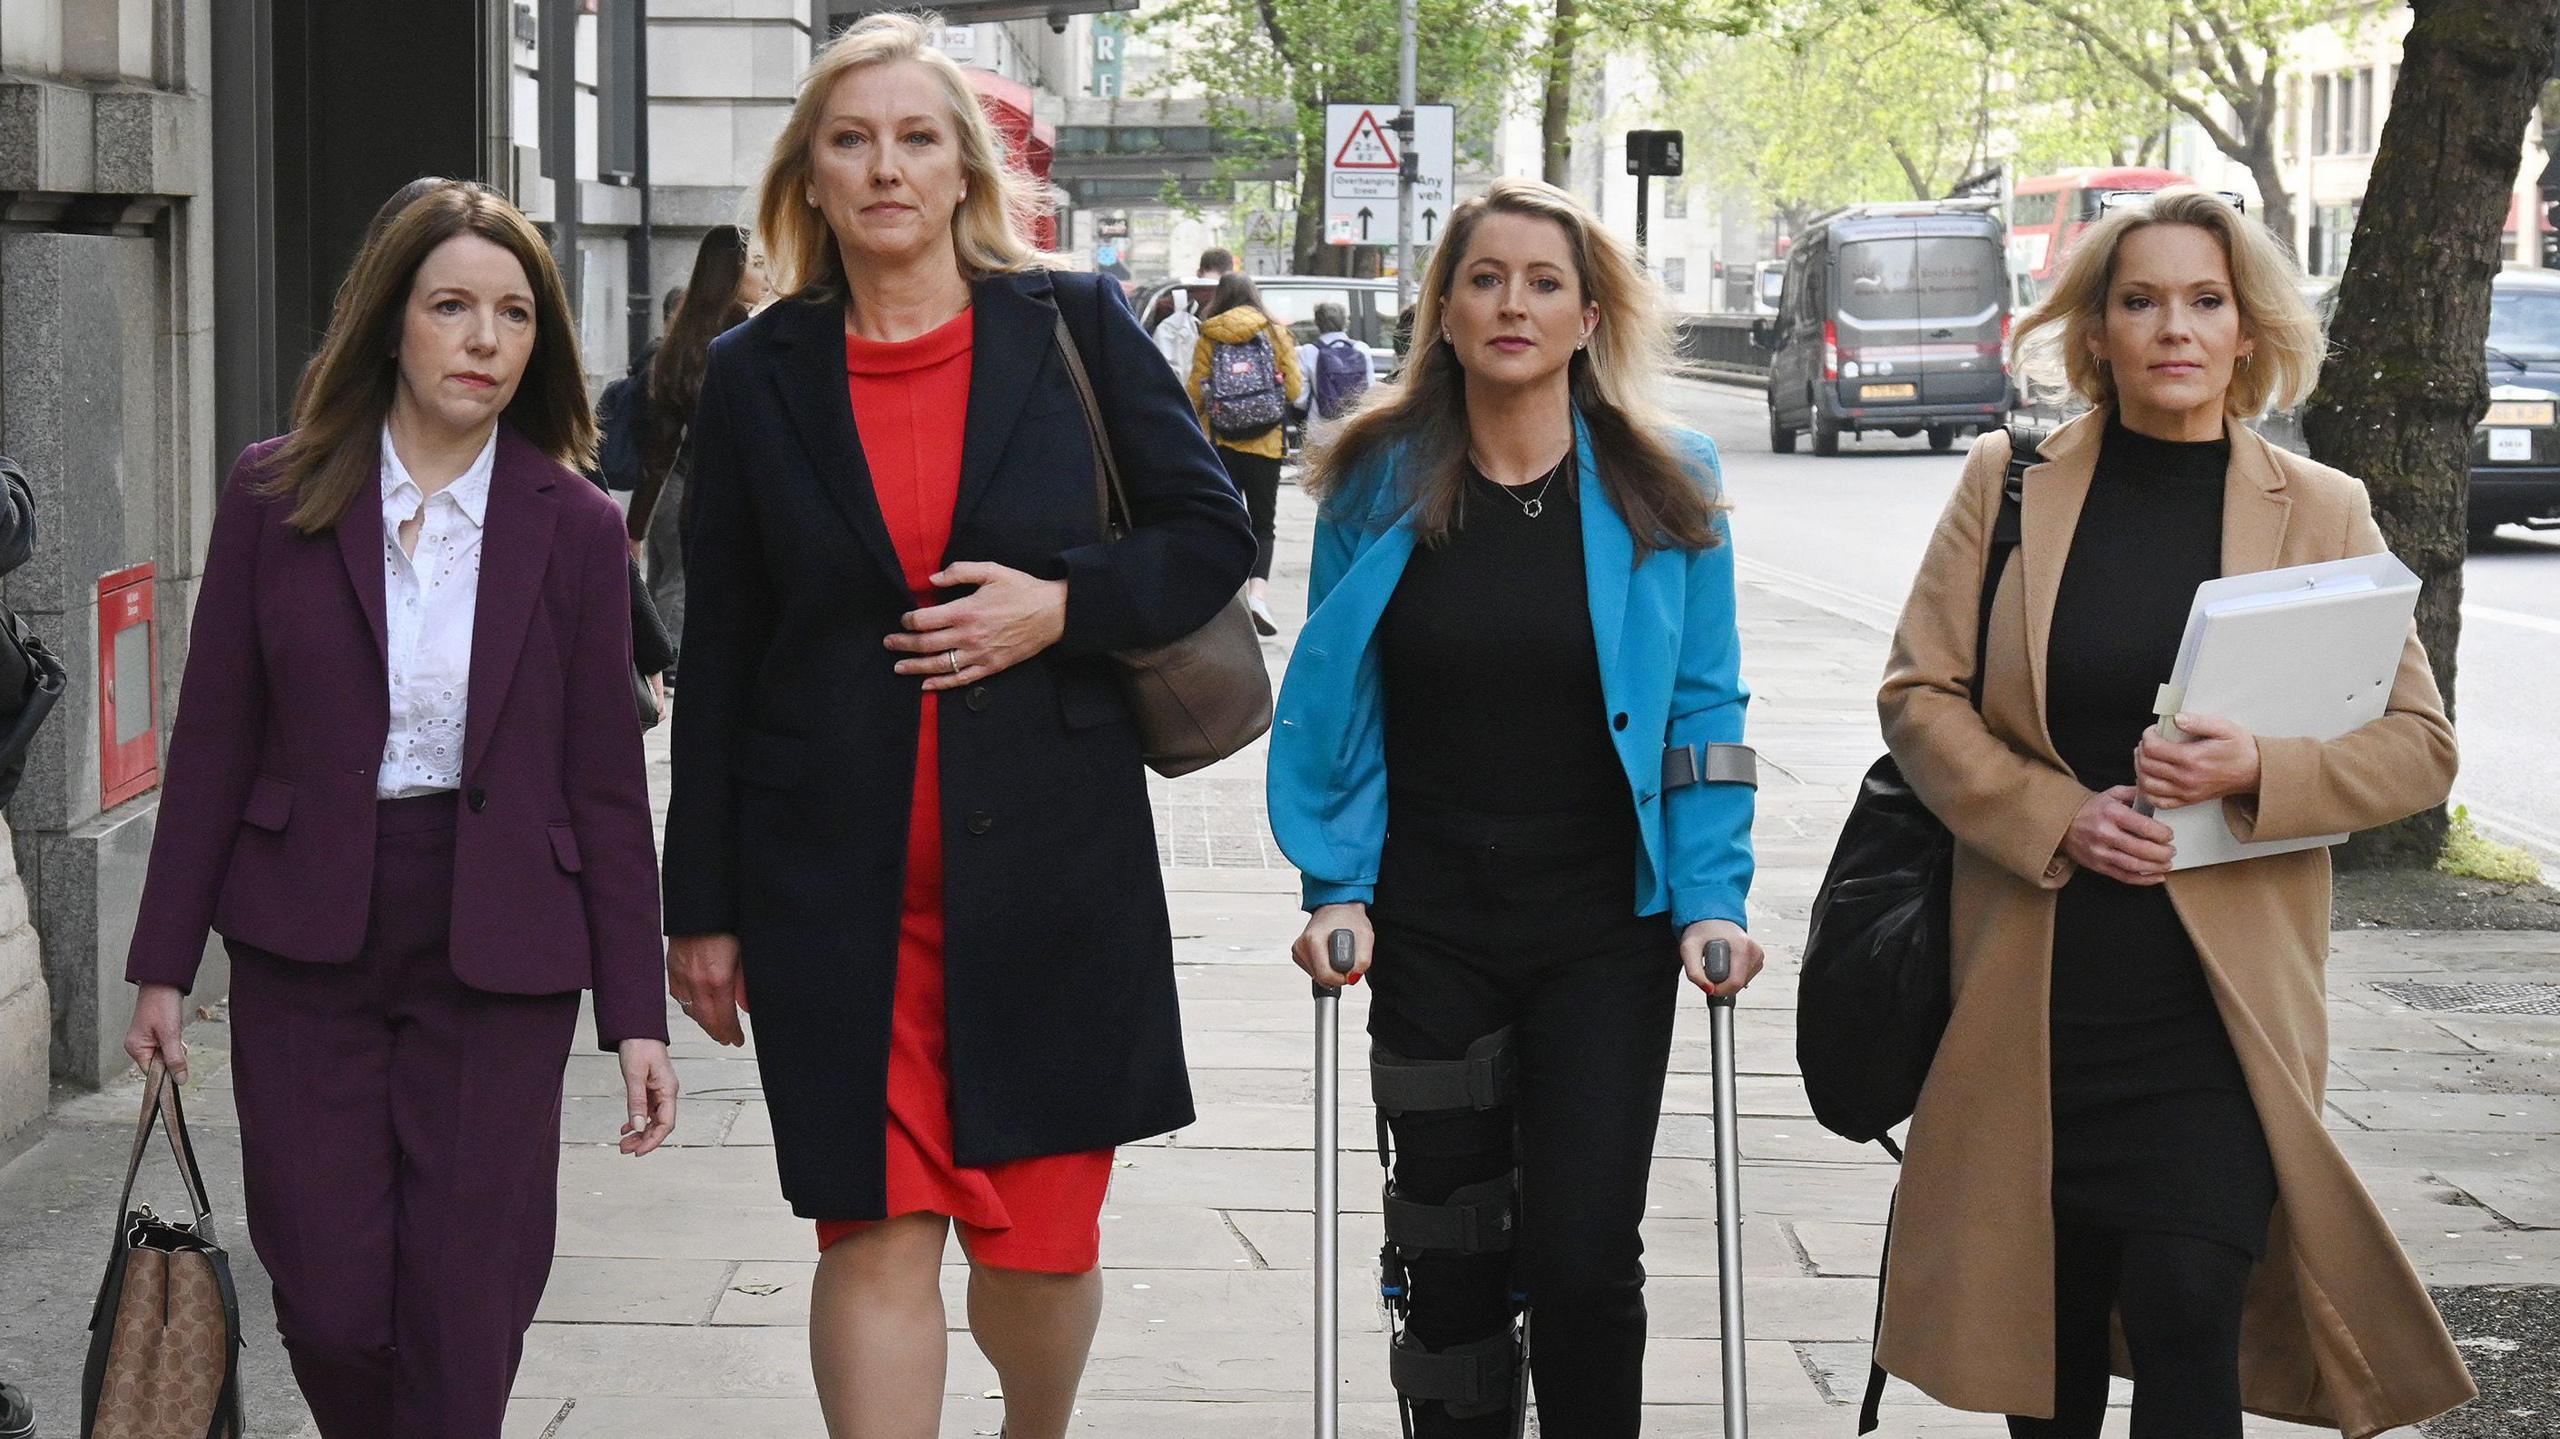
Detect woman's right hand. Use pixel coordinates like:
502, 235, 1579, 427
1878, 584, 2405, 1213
1292, 903, 1373, 989
123, 983, 189, 1082
2062, 785, 2177, 886
667, 933, 748, 1046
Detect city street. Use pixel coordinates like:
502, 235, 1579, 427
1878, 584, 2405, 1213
4, 469, 2556, 1437
1659, 376, 2560, 866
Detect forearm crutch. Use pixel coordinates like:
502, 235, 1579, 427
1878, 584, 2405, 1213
1313, 928, 1356, 1439
1705, 937, 1749, 1437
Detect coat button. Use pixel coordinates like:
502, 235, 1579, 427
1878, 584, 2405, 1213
965, 685, 991, 712
965, 810, 994, 836
467, 787, 488, 812
1612, 712, 1629, 731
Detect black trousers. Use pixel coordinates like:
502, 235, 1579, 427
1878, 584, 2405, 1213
2005, 1223, 2257, 1439
1366, 800, 1680, 1439
1217, 444, 1282, 581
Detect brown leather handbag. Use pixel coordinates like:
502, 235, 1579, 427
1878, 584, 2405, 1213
81, 1062, 243, 1439
1051, 314, 1273, 778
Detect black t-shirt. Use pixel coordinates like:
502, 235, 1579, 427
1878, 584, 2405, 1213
1378, 457, 1629, 818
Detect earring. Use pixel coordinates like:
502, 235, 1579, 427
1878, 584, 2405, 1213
2242, 352, 2255, 368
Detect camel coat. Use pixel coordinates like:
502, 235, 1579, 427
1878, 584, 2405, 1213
1873, 408, 2474, 1435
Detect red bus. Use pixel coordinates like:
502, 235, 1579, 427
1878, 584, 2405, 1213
2009, 166, 2189, 302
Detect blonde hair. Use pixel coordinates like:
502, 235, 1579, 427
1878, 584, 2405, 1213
756, 11, 1046, 298
1308, 177, 1722, 555
2009, 187, 2322, 419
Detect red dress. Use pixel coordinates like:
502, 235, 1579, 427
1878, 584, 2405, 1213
813, 310, 1115, 1273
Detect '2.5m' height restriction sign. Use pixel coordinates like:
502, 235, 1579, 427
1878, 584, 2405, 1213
1324, 103, 1454, 248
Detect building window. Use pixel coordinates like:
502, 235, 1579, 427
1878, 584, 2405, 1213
1664, 182, 1687, 220
1659, 256, 1687, 292
2313, 74, 2331, 157
2314, 201, 2361, 275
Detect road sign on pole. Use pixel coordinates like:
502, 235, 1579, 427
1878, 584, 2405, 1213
1325, 102, 1452, 248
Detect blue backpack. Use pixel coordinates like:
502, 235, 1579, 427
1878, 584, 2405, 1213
1204, 329, 1288, 440
595, 369, 648, 492
1311, 337, 1369, 420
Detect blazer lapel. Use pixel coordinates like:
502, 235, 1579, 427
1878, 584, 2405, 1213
462, 429, 559, 781
2219, 419, 2293, 577
336, 440, 391, 663
2017, 408, 2102, 741
1572, 413, 1633, 697
948, 272, 1057, 544
766, 296, 908, 597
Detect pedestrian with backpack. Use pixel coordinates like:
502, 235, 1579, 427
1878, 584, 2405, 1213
1295, 299, 1375, 455
1188, 271, 1303, 635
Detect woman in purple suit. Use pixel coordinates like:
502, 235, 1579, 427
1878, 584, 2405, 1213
118, 181, 678, 1439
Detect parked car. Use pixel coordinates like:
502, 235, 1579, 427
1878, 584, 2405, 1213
2468, 268, 2560, 542
1752, 199, 2013, 456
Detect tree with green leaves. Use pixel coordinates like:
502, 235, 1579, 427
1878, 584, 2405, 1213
2302, 0, 2560, 867
1931, 0, 2338, 251
1135, 0, 1527, 272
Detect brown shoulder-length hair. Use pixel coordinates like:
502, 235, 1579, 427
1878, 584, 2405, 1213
268, 181, 595, 533
646, 224, 753, 490
1305, 178, 1722, 556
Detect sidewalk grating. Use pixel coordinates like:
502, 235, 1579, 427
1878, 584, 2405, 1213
2370, 981, 2560, 1016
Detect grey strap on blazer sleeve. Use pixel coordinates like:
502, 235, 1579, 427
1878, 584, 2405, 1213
1662, 742, 1758, 792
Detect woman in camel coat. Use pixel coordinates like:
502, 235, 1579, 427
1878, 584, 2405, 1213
1875, 190, 2472, 1437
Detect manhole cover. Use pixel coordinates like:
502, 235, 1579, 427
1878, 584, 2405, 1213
2370, 981, 2560, 1016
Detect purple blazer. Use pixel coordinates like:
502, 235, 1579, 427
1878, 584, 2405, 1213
126, 427, 668, 1048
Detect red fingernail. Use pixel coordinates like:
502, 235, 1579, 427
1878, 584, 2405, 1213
1347, 973, 1361, 985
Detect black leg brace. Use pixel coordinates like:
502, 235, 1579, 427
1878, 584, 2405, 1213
1373, 1027, 1531, 1436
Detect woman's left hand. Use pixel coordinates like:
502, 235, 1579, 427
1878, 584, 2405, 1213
885, 561, 1069, 692
616, 1038, 679, 1156
1679, 919, 1765, 999
2134, 712, 2262, 810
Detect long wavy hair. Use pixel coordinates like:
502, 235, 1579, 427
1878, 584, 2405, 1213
646, 225, 752, 489
267, 181, 593, 533
1306, 178, 1721, 556
755, 11, 1048, 301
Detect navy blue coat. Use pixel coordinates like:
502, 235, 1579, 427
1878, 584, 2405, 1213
663, 269, 1254, 1218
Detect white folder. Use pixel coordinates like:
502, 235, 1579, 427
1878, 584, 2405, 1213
2147, 552, 2421, 871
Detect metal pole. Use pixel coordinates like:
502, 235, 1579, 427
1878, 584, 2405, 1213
1636, 170, 1650, 270
1705, 936, 1749, 1436
626, 0, 655, 364
541, 0, 583, 305
1395, 0, 1417, 322
1313, 930, 1354, 1439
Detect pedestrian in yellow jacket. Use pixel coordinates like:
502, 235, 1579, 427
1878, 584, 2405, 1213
1189, 272, 1303, 634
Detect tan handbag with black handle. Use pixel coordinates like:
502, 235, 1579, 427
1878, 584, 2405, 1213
81, 1061, 243, 1439
1050, 314, 1273, 778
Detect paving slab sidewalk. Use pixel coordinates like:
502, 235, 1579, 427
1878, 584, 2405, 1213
2, 481, 2554, 1437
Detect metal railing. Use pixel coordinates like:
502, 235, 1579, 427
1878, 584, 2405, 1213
1671, 314, 1772, 384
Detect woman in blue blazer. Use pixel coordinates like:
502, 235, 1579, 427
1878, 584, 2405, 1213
1268, 178, 1762, 1438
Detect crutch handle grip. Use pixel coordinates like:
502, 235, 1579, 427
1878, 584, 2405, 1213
1704, 937, 1733, 986
1327, 929, 1358, 976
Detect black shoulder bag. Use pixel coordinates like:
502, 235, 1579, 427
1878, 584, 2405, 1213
1795, 426, 2038, 1154
0, 458, 66, 810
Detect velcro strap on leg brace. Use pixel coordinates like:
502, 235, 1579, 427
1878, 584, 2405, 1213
1383, 1174, 1517, 1255
1662, 741, 1758, 791
1388, 1330, 1520, 1417
1371, 1027, 1516, 1116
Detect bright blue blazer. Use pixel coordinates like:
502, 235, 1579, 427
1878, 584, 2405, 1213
1266, 413, 1755, 927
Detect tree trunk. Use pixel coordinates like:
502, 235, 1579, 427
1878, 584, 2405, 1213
1540, 0, 1578, 188
2302, 0, 2560, 869
1292, 121, 1328, 274
2239, 127, 2296, 262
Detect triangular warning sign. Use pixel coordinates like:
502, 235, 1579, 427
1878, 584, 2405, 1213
1334, 111, 1400, 170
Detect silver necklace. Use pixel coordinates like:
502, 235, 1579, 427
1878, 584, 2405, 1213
1473, 452, 1569, 518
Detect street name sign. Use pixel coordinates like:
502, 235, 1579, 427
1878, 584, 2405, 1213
1323, 102, 1454, 247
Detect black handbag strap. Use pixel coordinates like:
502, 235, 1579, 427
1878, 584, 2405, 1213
110, 1061, 223, 1255
1051, 313, 1132, 543
1965, 425, 2039, 712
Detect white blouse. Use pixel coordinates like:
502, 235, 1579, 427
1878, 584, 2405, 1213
376, 425, 495, 798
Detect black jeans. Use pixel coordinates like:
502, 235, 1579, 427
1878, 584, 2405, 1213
1366, 798, 1681, 1439
1217, 443, 1282, 581
2006, 1223, 2257, 1439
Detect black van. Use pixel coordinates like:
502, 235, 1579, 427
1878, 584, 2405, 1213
1755, 200, 2012, 455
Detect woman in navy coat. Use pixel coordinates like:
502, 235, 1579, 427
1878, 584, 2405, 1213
660, 16, 1254, 1437
1267, 178, 1762, 1438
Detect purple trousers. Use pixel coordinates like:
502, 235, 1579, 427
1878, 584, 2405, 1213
228, 793, 581, 1439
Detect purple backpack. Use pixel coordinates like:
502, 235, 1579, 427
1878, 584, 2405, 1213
1312, 337, 1370, 420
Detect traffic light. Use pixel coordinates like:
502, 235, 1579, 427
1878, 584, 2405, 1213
1626, 130, 1684, 178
